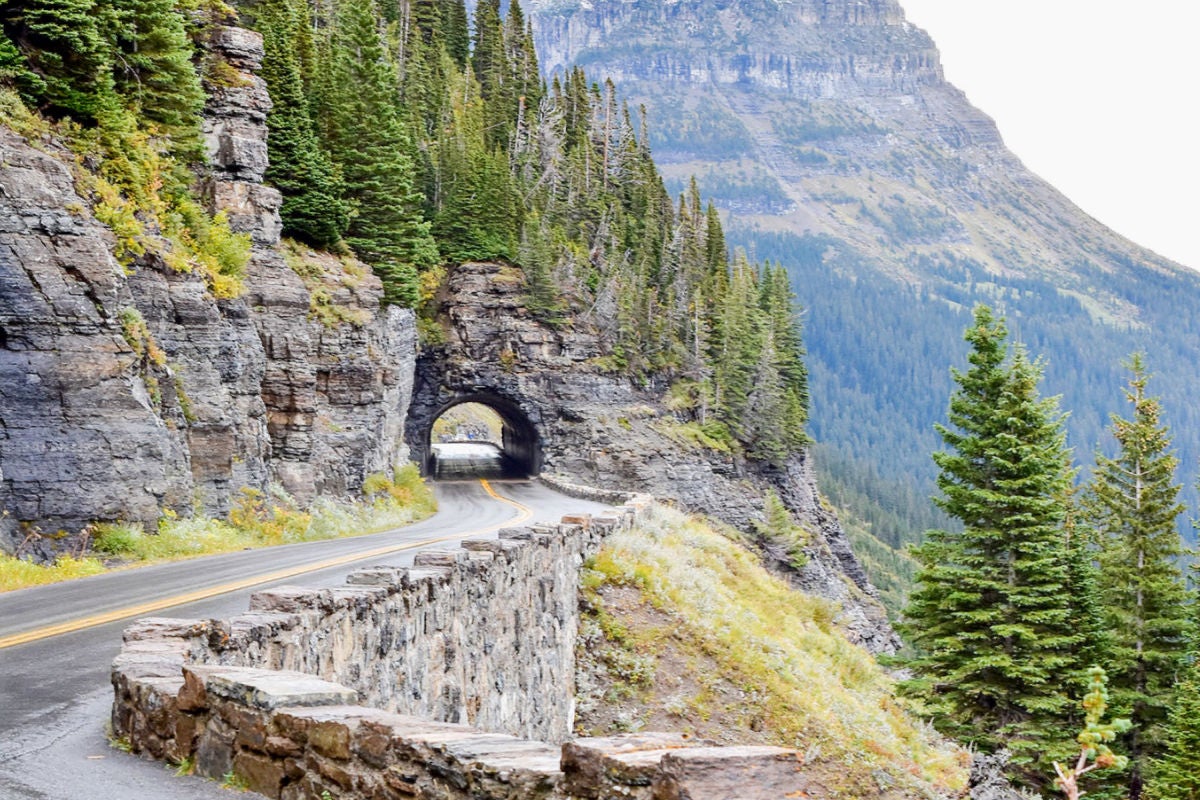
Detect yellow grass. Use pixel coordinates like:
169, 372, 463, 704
2, 466, 436, 592
0, 554, 106, 592
586, 503, 967, 795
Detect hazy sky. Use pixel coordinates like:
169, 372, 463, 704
898, 0, 1200, 271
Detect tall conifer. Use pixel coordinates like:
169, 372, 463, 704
1084, 353, 1187, 800
258, 0, 348, 247
324, 0, 437, 305
902, 305, 1079, 783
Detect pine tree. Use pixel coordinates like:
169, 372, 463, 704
441, 0, 470, 69
106, 0, 205, 157
323, 0, 437, 304
0, 29, 47, 102
258, 0, 348, 247
1, 0, 112, 119
1062, 485, 1110, 677
1084, 353, 1188, 800
1143, 667, 1200, 800
901, 305, 1080, 783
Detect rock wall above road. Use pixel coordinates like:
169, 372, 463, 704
0, 26, 414, 556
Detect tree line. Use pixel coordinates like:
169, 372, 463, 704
903, 304, 1200, 800
0, 0, 811, 464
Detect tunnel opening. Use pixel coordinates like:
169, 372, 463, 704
423, 397, 541, 480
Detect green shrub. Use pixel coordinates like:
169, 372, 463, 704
92, 522, 143, 555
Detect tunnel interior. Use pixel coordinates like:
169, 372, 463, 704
423, 396, 542, 479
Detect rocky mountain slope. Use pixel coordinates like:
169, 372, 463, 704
527, 0, 1200, 558
0, 27, 414, 558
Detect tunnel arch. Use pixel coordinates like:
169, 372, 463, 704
415, 393, 543, 479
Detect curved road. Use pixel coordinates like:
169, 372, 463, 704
0, 479, 610, 799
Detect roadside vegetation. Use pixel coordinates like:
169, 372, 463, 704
576, 503, 967, 798
0, 466, 435, 593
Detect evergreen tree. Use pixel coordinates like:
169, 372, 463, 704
902, 305, 1080, 783
0, 29, 46, 102
258, 0, 348, 247
1084, 353, 1188, 800
1, 0, 112, 119
1143, 667, 1200, 800
441, 0, 469, 69
1062, 485, 1110, 677
106, 0, 205, 156
323, 0, 437, 304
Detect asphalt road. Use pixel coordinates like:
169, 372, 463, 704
0, 479, 609, 799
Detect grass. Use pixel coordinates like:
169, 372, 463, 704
1, 466, 436, 593
0, 553, 107, 592
579, 503, 967, 797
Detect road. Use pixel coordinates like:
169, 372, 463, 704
0, 479, 609, 799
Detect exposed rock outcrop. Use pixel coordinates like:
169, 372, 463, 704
0, 26, 414, 555
407, 261, 898, 653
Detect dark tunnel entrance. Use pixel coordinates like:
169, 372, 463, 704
422, 396, 542, 480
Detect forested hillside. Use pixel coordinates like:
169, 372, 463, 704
525, 0, 1200, 608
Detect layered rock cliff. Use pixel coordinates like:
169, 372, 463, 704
0, 27, 414, 558
410, 261, 898, 653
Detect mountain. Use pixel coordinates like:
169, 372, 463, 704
527, 0, 1200, 577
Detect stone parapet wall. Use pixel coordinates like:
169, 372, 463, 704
112, 497, 813, 798
113, 502, 646, 746
113, 663, 802, 800
536, 474, 636, 506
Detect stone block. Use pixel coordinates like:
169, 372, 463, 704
122, 617, 210, 643
561, 513, 592, 528
111, 651, 186, 682
498, 526, 534, 541
403, 566, 452, 592
413, 548, 469, 568
651, 746, 806, 800
179, 665, 225, 711
233, 749, 286, 799
313, 755, 355, 789
172, 712, 204, 760
249, 586, 328, 613
347, 566, 407, 589
562, 733, 703, 799
204, 666, 358, 711
265, 735, 303, 759
327, 586, 388, 609
308, 720, 354, 760
195, 716, 236, 780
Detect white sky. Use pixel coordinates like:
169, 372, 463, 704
898, 0, 1200, 271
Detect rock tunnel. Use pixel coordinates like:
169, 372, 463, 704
408, 392, 543, 480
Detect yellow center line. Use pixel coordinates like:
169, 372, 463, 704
0, 480, 534, 650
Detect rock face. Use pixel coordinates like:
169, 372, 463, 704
407, 261, 898, 653
0, 26, 414, 556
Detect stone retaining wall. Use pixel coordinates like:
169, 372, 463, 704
111, 496, 810, 798
536, 474, 636, 506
